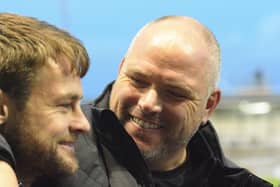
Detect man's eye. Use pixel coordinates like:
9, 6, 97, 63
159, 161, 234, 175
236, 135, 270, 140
130, 77, 148, 88
166, 90, 187, 100
59, 103, 73, 110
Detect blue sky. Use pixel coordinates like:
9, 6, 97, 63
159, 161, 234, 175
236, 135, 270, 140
1, 0, 280, 99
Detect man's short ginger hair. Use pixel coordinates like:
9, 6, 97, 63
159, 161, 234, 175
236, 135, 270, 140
0, 13, 89, 109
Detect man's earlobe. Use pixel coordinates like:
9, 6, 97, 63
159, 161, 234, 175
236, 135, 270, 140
202, 89, 221, 124
0, 90, 9, 125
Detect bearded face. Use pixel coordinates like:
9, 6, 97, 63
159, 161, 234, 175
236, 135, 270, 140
1, 59, 90, 177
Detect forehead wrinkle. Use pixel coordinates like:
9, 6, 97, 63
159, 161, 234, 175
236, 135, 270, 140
123, 60, 152, 76
150, 30, 195, 56
133, 35, 209, 77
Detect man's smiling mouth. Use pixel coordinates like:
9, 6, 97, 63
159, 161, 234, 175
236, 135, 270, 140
58, 142, 75, 153
130, 116, 163, 129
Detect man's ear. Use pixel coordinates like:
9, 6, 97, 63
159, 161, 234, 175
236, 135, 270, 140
202, 89, 221, 124
0, 90, 9, 125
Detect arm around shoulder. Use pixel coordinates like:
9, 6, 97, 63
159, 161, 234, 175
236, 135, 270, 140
0, 161, 18, 187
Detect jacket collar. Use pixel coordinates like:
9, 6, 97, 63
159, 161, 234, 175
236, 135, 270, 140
93, 81, 113, 109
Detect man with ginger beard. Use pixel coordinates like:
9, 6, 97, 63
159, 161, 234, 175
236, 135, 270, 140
0, 13, 90, 187
76, 16, 272, 186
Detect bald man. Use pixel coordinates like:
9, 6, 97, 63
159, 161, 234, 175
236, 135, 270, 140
56, 16, 272, 187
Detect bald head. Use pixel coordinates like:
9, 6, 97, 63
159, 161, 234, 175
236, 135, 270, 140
112, 16, 222, 168
126, 16, 220, 92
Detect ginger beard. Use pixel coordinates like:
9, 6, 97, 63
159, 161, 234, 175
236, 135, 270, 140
4, 110, 79, 177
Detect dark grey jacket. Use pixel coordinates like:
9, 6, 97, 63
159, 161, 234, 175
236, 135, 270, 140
0, 133, 16, 170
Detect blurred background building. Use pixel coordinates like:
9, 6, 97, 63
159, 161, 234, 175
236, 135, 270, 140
212, 70, 280, 178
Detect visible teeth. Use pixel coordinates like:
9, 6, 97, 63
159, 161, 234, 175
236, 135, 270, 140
59, 143, 75, 152
131, 117, 161, 129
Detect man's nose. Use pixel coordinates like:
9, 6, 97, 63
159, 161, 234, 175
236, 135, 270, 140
70, 107, 90, 133
138, 88, 162, 114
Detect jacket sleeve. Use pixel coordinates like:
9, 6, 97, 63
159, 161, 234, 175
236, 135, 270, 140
0, 133, 16, 170
242, 174, 273, 187
209, 159, 273, 187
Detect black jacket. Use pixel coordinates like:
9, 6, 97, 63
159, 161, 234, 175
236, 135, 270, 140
0, 133, 16, 170
90, 82, 272, 187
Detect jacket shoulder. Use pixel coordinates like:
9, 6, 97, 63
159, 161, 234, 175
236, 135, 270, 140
195, 122, 272, 187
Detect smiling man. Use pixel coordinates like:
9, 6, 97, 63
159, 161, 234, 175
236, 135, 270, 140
84, 16, 272, 186
0, 13, 90, 187
109, 16, 216, 171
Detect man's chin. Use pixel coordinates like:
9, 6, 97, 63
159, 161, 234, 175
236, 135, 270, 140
54, 148, 79, 176
140, 142, 171, 162
134, 138, 163, 158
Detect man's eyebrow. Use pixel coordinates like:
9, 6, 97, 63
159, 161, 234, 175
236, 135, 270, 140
55, 93, 83, 101
132, 71, 148, 77
126, 68, 151, 79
